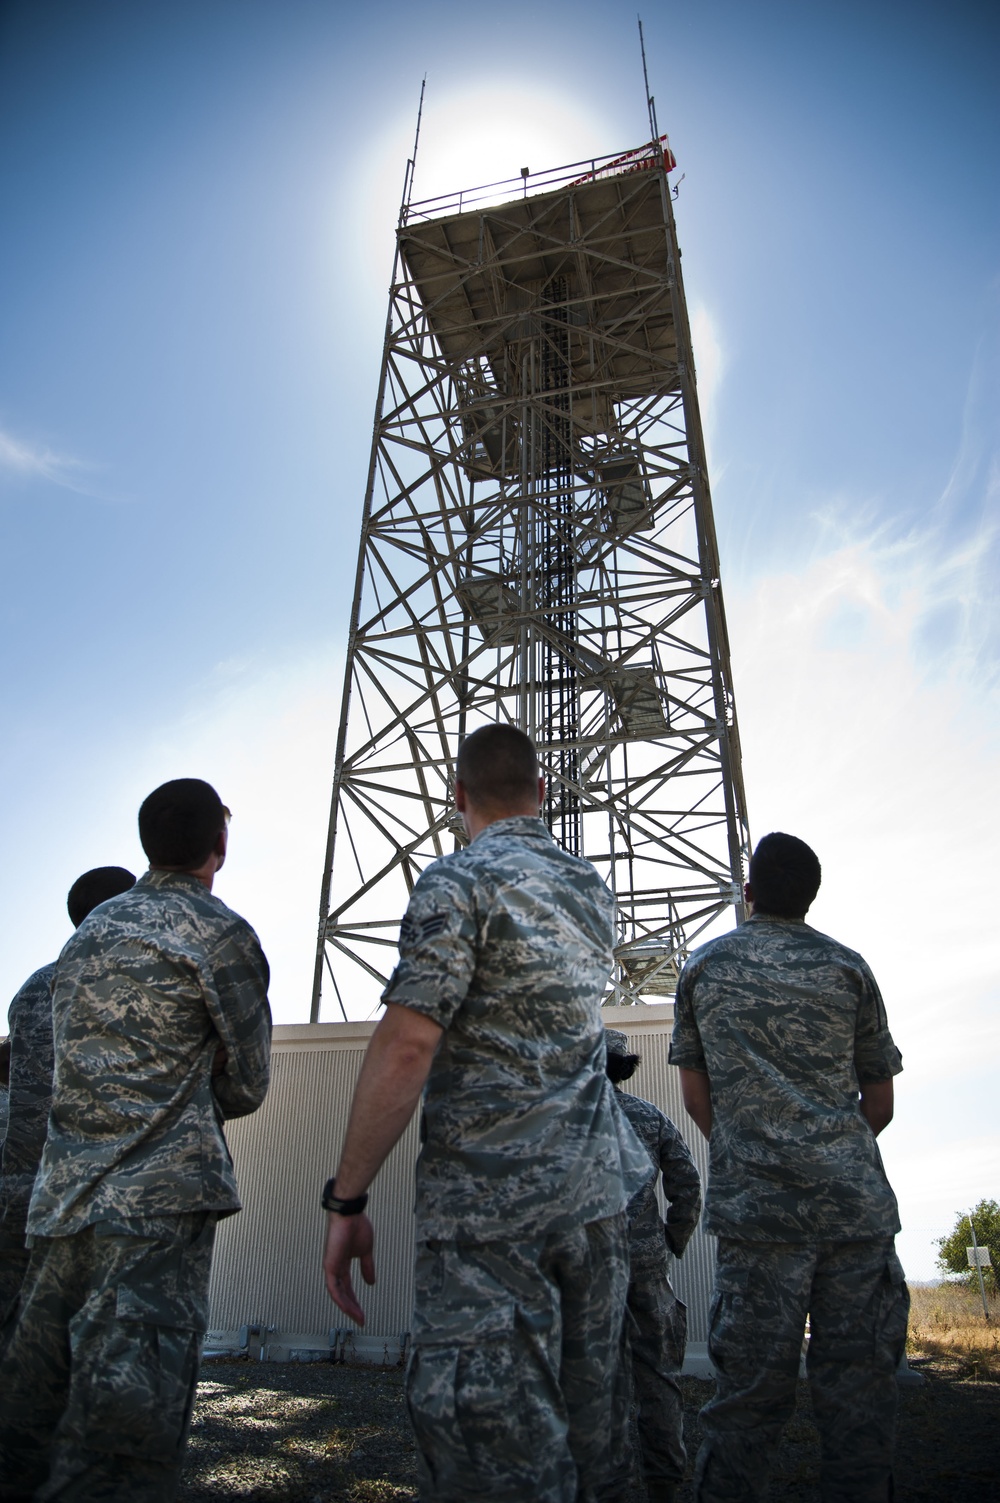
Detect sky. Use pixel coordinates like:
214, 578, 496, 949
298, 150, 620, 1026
1, 0, 997, 1280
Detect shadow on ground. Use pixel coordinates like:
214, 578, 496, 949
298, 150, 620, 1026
180, 1356, 999, 1501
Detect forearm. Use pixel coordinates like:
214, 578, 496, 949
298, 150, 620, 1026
859, 1078, 894, 1136
679, 1067, 713, 1139
333, 1003, 442, 1198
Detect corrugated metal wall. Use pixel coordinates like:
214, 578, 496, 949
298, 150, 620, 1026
207, 1008, 715, 1359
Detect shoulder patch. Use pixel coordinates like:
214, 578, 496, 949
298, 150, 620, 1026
400, 912, 448, 947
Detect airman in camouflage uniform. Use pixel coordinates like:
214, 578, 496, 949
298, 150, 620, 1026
322, 726, 652, 1503
1, 868, 136, 1337
670, 832, 908, 1503
604, 1029, 702, 1503
0, 781, 271, 1503
2, 971, 55, 1208
0, 963, 56, 1329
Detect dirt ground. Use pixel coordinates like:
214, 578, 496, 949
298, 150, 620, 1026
180, 1352, 999, 1502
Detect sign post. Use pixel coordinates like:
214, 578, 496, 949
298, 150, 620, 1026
966, 1215, 992, 1321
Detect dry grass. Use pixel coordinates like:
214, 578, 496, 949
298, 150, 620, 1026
907, 1281, 1000, 1381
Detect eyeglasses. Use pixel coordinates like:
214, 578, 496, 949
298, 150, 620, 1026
222, 806, 232, 827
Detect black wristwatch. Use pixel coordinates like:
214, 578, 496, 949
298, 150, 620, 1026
321, 1178, 369, 1216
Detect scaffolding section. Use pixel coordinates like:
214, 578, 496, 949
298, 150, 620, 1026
312, 138, 751, 1020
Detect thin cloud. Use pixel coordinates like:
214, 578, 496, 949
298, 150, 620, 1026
0, 426, 109, 500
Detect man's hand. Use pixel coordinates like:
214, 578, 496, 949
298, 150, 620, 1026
319, 1003, 443, 1325
323, 1211, 376, 1326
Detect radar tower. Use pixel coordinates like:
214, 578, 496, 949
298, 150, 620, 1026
311, 98, 750, 1020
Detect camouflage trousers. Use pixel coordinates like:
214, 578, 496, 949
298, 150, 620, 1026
626, 1248, 688, 1486
696, 1236, 909, 1503
406, 1212, 630, 1503
0, 1211, 32, 1353
0, 1211, 216, 1502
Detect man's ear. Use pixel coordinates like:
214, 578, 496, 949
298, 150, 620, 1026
454, 780, 467, 812
536, 775, 545, 810
744, 882, 753, 904
214, 827, 228, 868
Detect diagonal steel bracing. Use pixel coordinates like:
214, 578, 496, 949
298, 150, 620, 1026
312, 141, 751, 1020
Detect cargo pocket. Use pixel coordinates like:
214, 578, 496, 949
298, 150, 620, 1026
707, 1265, 753, 1385
66, 1314, 201, 1461
874, 1250, 909, 1370
406, 1280, 526, 1499
64, 1219, 212, 1461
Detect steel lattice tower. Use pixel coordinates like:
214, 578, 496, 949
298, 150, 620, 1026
311, 132, 751, 1022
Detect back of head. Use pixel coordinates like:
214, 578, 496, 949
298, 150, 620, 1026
456, 724, 539, 811
139, 778, 226, 870
67, 866, 137, 928
749, 832, 821, 919
604, 1027, 641, 1085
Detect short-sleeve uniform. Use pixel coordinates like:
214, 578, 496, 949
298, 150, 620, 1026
383, 816, 651, 1503
0, 871, 272, 1503
669, 914, 908, 1503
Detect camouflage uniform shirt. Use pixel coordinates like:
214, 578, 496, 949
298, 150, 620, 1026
615, 1089, 701, 1261
669, 913, 902, 1242
382, 816, 651, 1242
0, 963, 56, 1230
27, 871, 271, 1237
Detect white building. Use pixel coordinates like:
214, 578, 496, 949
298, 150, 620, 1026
206, 1007, 714, 1370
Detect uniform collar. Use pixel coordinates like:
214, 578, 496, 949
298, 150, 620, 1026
471, 815, 553, 845
140, 868, 211, 893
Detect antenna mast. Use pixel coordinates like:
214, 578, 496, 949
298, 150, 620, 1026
638, 16, 660, 145
402, 75, 427, 213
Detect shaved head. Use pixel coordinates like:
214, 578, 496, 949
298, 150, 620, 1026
456, 725, 539, 810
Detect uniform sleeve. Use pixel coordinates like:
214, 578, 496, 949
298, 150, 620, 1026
205, 924, 272, 1121
381, 862, 478, 1029
658, 1114, 702, 1257
853, 961, 902, 1084
668, 960, 707, 1072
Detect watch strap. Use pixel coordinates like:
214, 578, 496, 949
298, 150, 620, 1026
321, 1178, 369, 1215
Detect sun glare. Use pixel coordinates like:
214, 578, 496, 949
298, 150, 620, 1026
345, 81, 621, 303
408, 82, 617, 203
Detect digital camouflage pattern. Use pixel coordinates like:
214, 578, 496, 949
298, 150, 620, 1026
1, 963, 56, 1225
695, 1236, 909, 1503
383, 816, 652, 1242
610, 1073, 701, 1488
611, 1072, 702, 1260
0, 1210, 216, 1502
407, 1213, 630, 1503
669, 914, 902, 1242
627, 1269, 688, 1489
0, 962, 56, 1326
28, 870, 272, 1237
